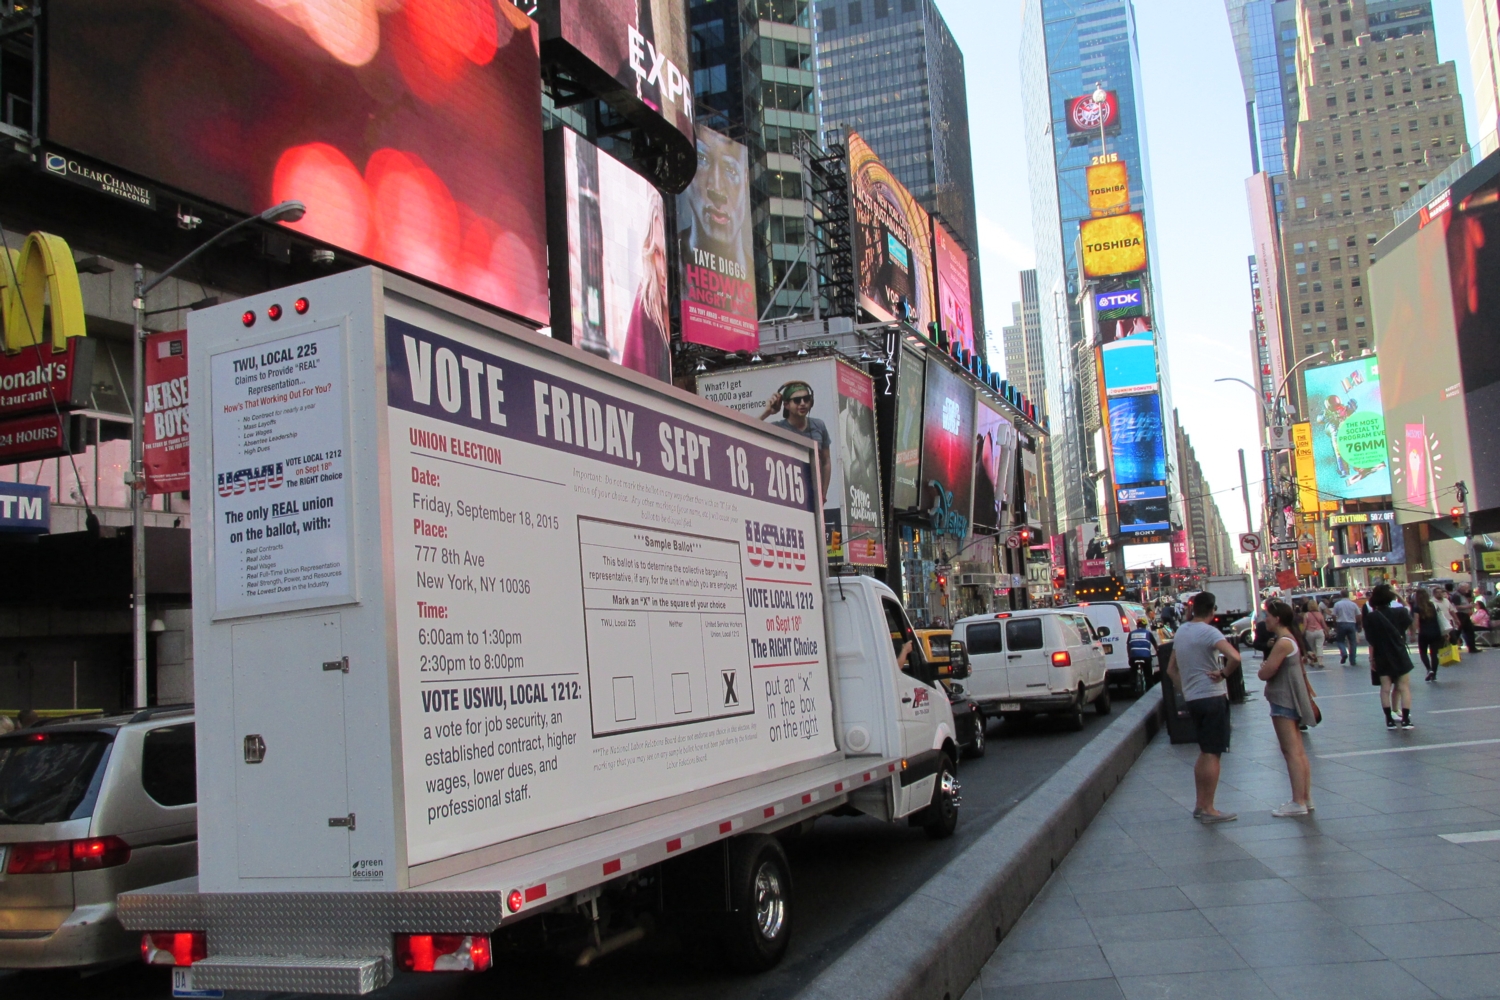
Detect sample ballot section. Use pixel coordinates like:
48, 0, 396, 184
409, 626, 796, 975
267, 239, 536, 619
578, 518, 754, 736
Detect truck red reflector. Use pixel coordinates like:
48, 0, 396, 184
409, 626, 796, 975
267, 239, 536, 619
801, 793, 812, 804
763, 806, 776, 818
719, 821, 733, 834
524, 884, 547, 902
602, 859, 622, 876
141, 932, 206, 967
834, 781, 844, 792
395, 934, 492, 973
506, 889, 523, 913
8, 836, 131, 874
1052, 651, 1072, 667
666, 838, 682, 853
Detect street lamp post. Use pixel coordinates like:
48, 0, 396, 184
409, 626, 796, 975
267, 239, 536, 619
128, 200, 306, 708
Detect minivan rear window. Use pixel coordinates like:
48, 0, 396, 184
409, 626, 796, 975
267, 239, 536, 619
965, 622, 1003, 655
1006, 618, 1045, 651
0, 733, 113, 825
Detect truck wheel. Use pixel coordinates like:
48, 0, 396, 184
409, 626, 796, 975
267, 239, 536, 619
1094, 685, 1112, 716
721, 834, 793, 972
920, 755, 960, 839
962, 711, 987, 759
1063, 688, 1086, 731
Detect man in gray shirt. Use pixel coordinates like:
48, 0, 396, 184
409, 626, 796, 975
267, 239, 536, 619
1168, 592, 1243, 823
1332, 591, 1362, 665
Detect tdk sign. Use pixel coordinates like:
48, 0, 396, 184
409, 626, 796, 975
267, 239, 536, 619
1095, 289, 1143, 312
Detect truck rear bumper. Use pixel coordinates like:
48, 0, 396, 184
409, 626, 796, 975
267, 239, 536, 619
975, 693, 1079, 714
186, 955, 385, 995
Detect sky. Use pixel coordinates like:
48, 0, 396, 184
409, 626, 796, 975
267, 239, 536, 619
938, 0, 1476, 562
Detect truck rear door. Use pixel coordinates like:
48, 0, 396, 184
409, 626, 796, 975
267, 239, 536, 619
1004, 616, 1051, 698
959, 620, 1007, 701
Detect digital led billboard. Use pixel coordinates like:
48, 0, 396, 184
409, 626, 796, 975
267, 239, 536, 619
890, 348, 926, 510
1101, 336, 1158, 397
1123, 542, 1171, 572
972, 399, 1016, 534
548, 128, 670, 382
934, 221, 975, 358
850, 132, 935, 331
677, 125, 756, 353
1065, 90, 1120, 135
1100, 314, 1151, 346
1080, 212, 1147, 279
921, 360, 975, 535
1094, 283, 1145, 322
1116, 485, 1170, 534
1106, 392, 1167, 486
1087, 161, 1130, 217
47, 0, 550, 325
1301, 356, 1390, 501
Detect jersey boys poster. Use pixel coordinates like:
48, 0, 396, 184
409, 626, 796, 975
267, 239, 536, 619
677, 125, 756, 353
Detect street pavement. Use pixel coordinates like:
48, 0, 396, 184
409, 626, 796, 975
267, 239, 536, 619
964, 644, 1500, 1000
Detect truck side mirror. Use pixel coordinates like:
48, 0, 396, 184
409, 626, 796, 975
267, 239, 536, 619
948, 640, 971, 680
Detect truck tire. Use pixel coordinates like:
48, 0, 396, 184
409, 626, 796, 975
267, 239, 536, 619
962, 711, 987, 759
919, 755, 960, 839
1093, 685, 1112, 716
721, 834, 793, 972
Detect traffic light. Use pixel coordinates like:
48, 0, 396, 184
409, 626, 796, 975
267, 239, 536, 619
1018, 528, 1032, 544
1451, 506, 1464, 528
935, 572, 948, 592
1452, 560, 1464, 574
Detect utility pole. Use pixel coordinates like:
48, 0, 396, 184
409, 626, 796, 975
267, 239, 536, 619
1239, 449, 1259, 594
1457, 480, 1480, 587
130, 264, 148, 708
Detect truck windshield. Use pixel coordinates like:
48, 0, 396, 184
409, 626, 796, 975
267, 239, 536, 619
0, 733, 114, 825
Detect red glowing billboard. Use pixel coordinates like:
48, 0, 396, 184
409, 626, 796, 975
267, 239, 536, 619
920, 360, 975, 534
933, 221, 975, 358
1065, 90, 1119, 135
46, 0, 549, 325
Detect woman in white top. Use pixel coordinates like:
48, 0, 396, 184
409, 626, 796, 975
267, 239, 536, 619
1258, 599, 1318, 818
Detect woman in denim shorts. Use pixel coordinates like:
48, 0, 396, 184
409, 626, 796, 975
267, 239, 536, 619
1258, 600, 1319, 818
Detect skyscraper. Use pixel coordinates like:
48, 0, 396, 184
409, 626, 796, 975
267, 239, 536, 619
1464, 0, 1500, 152
1001, 269, 1048, 412
688, 0, 820, 318
1020, 0, 1176, 539
814, 0, 985, 346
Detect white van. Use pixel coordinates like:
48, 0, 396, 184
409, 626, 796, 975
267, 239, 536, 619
1061, 601, 1152, 695
952, 610, 1110, 731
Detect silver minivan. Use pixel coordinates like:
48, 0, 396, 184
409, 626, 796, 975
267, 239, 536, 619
0, 708, 196, 970
953, 610, 1110, 730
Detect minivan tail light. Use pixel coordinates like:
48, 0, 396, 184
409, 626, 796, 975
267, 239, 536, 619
1051, 651, 1072, 667
6, 836, 131, 874
395, 933, 493, 972
141, 931, 207, 966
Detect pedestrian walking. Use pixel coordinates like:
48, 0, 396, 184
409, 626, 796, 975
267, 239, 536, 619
1363, 584, 1416, 730
1166, 592, 1243, 824
1332, 591, 1362, 665
1412, 588, 1445, 681
1435, 586, 1460, 647
1301, 600, 1327, 668
1454, 584, 1481, 654
1258, 599, 1318, 817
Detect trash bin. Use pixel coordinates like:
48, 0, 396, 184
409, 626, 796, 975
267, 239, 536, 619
1227, 656, 1248, 704
1157, 642, 1200, 745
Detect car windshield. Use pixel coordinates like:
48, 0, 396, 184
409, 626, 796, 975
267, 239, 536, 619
0, 732, 114, 824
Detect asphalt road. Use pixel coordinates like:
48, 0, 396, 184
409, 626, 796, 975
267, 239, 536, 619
3, 689, 1141, 1000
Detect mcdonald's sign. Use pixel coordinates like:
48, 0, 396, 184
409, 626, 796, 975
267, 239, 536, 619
0, 232, 94, 420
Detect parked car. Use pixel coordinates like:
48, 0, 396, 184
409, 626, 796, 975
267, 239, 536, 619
910, 629, 985, 758
0, 707, 196, 971
952, 610, 1110, 731
1228, 614, 1254, 648
1060, 601, 1152, 696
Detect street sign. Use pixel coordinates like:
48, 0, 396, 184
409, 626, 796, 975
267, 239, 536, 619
1266, 425, 1292, 450
1239, 533, 1262, 554
1006, 534, 1022, 550
1271, 541, 1299, 552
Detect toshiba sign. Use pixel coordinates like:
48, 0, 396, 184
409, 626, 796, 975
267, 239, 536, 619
1080, 212, 1147, 278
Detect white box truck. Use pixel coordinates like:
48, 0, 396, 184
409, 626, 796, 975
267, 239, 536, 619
119, 269, 963, 995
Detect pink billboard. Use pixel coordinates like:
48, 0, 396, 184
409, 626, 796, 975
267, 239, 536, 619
933, 220, 975, 358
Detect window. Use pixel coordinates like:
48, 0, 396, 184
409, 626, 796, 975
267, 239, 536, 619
1312, 280, 1323, 293
1355, 315, 1366, 328
1340, 190, 1351, 202
1315, 301, 1325, 312
882, 599, 918, 674
1346, 236, 1357, 248
142, 724, 197, 807
1306, 343, 1319, 355
1294, 242, 1305, 254
1366, 233, 1378, 245
1323, 192, 1334, 204
1351, 275, 1361, 286
1308, 240, 1319, 252
1301, 302, 1311, 314
1298, 282, 1309, 294
965, 622, 1002, 655
1296, 262, 1308, 275
822, 5, 837, 29
1357, 338, 1368, 350
1006, 617, 1045, 652
1302, 323, 1314, 335
1296, 196, 1308, 209
1330, 257, 1342, 270
1352, 129, 1362, 141
847, 0, 862, 24
1422, 76, 1432, 90
0, 732, 113, 823
1385, 82, 1395, 96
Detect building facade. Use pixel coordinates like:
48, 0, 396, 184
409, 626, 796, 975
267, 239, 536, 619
689, 0, 821, 318
814, 0, 985, 347
1175, 414, 1240, 578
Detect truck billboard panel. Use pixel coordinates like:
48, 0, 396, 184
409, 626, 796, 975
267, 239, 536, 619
696, 358, 885, 565
47, 0, 550, 325
677, 125, 757, 353
850, 132, 935, 330
1301, 356, 1390, 501
548, 128, 671, 383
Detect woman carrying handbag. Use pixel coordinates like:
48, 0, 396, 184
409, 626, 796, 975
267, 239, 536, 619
1258, 600, 1319, 818
1363, 584, 1417, 730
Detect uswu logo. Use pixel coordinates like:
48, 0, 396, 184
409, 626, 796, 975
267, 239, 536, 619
745, 519, 807, 573
217, 463, 284, 498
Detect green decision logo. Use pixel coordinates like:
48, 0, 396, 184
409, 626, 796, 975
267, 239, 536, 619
1335, 410, 1386, 470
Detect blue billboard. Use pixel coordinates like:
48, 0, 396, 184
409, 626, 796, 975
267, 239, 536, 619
1116, 484, 1170, 533
1301, 356, 1390, 500
1101, 336, 1157, 397
0, 482, 49, 533
1107, 392, 1167, 486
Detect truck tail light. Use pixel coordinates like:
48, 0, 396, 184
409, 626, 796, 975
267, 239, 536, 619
6, 836, 131, 874
395, 934, 493, 973
141, 931, 207, 966
1051, 651, 1072, 667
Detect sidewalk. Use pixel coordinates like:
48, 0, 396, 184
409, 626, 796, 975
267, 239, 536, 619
964, 647, 1500, 1000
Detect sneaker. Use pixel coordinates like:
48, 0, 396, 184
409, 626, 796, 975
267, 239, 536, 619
1272, 802, 1311, 818
1385, 717, 1398, 729
1402, 718, 1416, 730
1198, 811, 1238, 824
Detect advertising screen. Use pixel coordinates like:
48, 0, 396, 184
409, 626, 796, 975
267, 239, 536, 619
1371, 210, 1473, 521
1080, 212, 1147, 279
696, 358, 885, 564
1087, 161, 1130, 217
1100, 314, 1152, 346
1101, 335, 1158, 396
891, 348, 926, 510
850, 132, 936, 330
1292, 421, 1321, 514
1123, 542, 1171, 572
677, 125, 756, 353
1106, 392, 1167, 486
1116, 485, 1171, 534
47, 0, 549, 324
934, 220, 975, 358
549, 128, 670, 382
1327, 510, 1405, 567
921, 360, 976, 536
1301, 356, 1390, 501
972, 399, 1016, 534
1065, 90, 1120, 134
1094, 283, 1145, 322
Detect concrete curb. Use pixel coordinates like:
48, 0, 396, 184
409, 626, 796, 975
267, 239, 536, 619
795, 687, 1163, 1000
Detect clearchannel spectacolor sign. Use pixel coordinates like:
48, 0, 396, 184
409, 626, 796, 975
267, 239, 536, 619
1080, 212, 1147, 279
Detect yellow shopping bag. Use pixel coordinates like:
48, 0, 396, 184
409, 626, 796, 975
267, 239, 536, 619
1439, 643, 1463, 667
